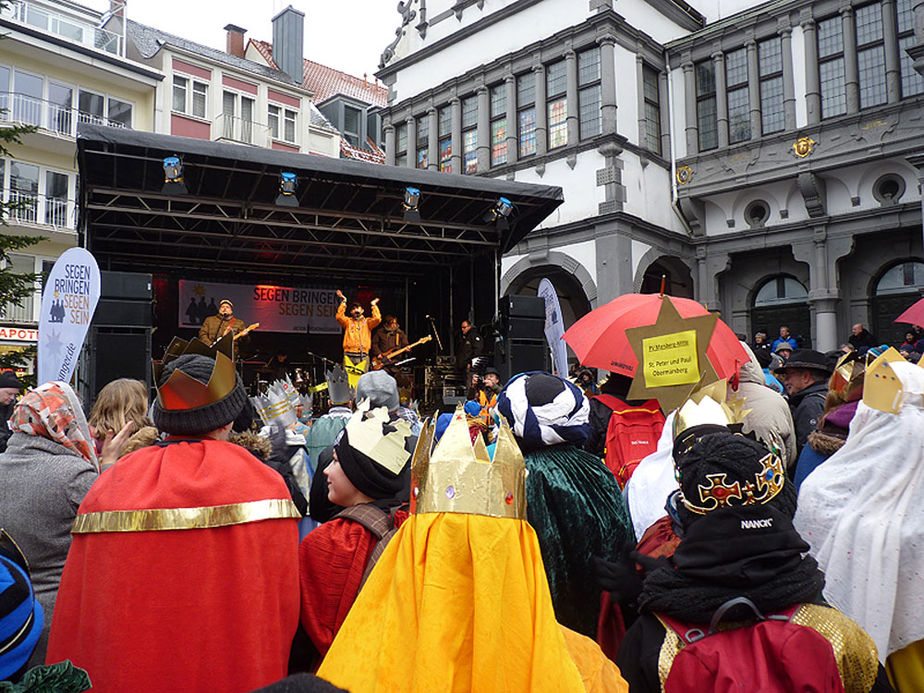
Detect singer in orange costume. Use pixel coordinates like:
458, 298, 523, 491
46, 342, 301, 693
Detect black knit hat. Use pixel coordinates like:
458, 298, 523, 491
152, 354, 248, 435
334, 428, 409, 500
0, 371, 22, 389
674, 431, 795, 529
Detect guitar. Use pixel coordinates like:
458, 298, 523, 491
233, 322, 260, 341
371, 335, 432, 370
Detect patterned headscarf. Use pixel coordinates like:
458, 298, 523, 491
9, 381, 98, 470
496, 371, 590, 451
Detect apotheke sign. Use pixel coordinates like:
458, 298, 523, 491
0, 327, 39, 342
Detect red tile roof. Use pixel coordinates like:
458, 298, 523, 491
250, 39, 387, 107
341, 139, 385, 164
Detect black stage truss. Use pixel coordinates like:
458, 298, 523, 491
76, 124, 563, 284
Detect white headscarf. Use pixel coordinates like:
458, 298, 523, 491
625, 411, 678, 541
794, 360, 924, 661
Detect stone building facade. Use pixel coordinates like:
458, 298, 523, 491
376, 0, 924, 351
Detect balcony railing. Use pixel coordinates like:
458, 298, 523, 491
2, 0, 122, 56
6, 191, 74, 229
214, 113, 272, 147
0, 93, 129, 138
0, 295, 35, 323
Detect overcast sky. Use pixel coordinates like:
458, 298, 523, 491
85, 1, 398, 81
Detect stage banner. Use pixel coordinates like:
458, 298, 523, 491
537, 278, 569, 377
38, 247, 101, 385
178, 280, 340, 334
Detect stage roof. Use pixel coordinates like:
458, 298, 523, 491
76, 125, 564, 283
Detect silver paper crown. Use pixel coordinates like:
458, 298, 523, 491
251, 377, 300, 427
298, 391, 313, 417
326, 364, 353, 405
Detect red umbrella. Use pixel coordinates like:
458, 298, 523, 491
894, 297, 924, 327
563, 293, 748, 380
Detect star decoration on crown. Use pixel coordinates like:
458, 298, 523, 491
625, 296, 720, 412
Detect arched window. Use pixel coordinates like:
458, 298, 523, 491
753, 275, 808, 306
875, 261, 924, 295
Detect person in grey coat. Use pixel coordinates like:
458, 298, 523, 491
730, 342, 798, 470
0, 381, 130, 668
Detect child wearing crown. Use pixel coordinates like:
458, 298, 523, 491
315, 406, 628, 692
298, 406, 415, 661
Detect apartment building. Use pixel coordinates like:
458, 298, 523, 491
0, 0, 159, 370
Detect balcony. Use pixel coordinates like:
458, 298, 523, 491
1, 0, 123, 56
0, 295, 35, 324
6, 191, 75, 230
0, 93, 129, 138
214, 113, 272, 148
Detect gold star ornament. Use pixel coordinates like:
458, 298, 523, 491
625, 296, 720, 412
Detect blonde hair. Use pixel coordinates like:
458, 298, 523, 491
89, 379, 152, 437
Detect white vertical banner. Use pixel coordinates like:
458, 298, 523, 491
38, 248, 101, 385
537, 278, 568, 377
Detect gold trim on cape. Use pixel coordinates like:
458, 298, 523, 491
72, 498, 300, 534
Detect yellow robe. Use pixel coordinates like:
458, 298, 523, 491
318, 513, 627, 693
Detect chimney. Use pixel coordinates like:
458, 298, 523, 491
271, 5, 304, 83
224, 24, 246, 58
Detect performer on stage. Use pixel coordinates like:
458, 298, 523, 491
335, 290, 381, 387
371, 315, 409, 367
198, 299, 245, 345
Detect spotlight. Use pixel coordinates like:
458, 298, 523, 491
403, 186, 421, 222
162, 155, 187, 194
483, 196, 514, 228
275, 171, 298, 207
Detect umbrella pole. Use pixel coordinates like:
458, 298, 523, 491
659, 274, 666, 297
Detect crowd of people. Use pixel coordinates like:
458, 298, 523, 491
0, 303, 921, 692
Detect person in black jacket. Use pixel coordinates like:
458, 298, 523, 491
774, 349, 832, 453
848, 323, 878, 354
0, 371, 22, 454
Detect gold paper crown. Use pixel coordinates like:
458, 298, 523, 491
827, 351, 866, 405
344, 404, 413, 474
861, 347, 924, 414
153, 335, 237, 411
672, 379, 749, 440
410, 404, 527, 519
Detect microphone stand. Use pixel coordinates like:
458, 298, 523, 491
426, 315, 443, 352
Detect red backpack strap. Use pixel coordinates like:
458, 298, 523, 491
592, 393, 623, 411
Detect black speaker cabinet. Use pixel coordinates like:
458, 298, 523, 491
500, 294, 545, 319
495, 339, 549, 383
84, 327, 152, 402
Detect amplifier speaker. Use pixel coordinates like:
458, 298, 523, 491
500, 294, 545, 319
495, 340, 548, 383
94, 271, 153, 328
83, 327, 152, 402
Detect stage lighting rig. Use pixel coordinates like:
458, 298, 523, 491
161, 156, 187, 194
275, 171, 299, 207
403, 186, 421, 222
483, 196, 513, 229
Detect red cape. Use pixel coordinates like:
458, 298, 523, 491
47, 439, 300, 693
299, 518, 377, 657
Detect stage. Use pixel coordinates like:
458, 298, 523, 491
75, 124, 563, 408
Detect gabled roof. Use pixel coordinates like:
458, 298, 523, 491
250, 39, 387, 107
127, 20, 301, 88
